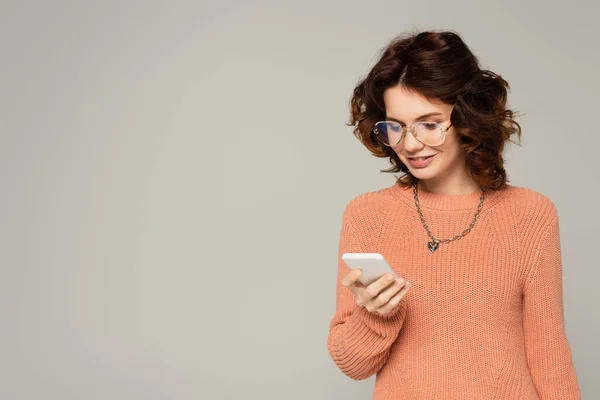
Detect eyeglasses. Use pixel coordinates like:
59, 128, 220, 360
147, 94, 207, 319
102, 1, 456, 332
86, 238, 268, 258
373, 120, 452, 147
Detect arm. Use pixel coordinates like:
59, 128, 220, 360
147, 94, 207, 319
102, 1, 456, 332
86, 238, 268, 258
327, 201, 406, 380
522, 214, 581, 399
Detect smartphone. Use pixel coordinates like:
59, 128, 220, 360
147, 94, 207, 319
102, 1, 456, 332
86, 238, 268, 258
341, 253, 398, 286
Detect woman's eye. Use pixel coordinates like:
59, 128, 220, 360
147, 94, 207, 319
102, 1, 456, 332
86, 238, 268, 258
421, 122, 438, 130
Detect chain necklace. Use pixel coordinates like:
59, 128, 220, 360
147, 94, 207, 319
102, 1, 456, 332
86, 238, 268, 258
413, 181, 486, 253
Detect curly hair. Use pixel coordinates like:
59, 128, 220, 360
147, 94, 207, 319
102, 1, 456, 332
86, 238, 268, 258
347, 29, 522, 190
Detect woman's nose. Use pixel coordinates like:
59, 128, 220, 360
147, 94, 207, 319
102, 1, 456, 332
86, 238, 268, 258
402, 129, 424, 152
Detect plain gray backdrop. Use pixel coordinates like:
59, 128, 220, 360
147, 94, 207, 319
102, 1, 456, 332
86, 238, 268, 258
1, 1, 598, 399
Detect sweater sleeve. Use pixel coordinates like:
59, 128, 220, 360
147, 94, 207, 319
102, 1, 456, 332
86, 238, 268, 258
327, 200, 407, 380
522, 214, 581, 399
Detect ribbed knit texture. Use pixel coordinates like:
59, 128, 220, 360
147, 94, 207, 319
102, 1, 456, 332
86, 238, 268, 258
327, 183, 580, 400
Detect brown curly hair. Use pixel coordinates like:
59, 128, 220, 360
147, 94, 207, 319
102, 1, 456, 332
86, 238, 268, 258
347, 29, 522, 190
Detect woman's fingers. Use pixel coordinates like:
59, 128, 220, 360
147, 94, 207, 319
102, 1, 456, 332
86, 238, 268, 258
358, 274, 397, 306
342, 268, 365, 295
374, 281, 410, 315
366, 278, 406, 311
342, 269, 410, 315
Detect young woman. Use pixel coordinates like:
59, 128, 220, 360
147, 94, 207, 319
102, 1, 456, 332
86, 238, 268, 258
327, 30, 581, 399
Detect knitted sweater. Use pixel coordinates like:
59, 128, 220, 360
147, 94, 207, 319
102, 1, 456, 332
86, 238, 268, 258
327, 183, 580, 399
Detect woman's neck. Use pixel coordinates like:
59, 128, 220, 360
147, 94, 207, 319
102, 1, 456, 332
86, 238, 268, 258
417, 171, 480, 195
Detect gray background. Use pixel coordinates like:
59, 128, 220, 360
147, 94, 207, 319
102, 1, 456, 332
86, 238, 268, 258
1, 1, 598, 399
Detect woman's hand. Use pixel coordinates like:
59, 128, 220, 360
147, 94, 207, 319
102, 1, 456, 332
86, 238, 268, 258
342, 269, 410, 316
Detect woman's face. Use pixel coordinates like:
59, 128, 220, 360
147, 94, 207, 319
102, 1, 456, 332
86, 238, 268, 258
383, 85, 466, 184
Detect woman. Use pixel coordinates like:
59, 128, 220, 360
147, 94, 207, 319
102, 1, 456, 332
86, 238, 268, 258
327, 30, 581, 399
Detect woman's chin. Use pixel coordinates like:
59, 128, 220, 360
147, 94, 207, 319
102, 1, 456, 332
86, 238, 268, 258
408, 168, 437, 180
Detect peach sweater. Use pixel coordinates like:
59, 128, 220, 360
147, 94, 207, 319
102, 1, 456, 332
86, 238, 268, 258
327, 183, 580, 399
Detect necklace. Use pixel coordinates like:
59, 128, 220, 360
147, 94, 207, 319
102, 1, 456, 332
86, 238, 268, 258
413, 181, 486, 253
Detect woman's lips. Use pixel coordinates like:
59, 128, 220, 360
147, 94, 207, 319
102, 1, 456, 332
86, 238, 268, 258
407, 153, 438, 168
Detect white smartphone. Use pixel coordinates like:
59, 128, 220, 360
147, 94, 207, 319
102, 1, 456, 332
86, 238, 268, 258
341, 253, 398, 286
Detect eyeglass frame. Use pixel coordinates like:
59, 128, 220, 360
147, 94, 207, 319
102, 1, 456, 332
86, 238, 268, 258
373, 120, 453, 147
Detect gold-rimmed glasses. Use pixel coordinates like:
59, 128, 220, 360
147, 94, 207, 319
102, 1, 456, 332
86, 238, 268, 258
373, 120, 452, 147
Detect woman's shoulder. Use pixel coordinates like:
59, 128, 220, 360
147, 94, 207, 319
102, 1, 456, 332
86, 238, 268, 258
502, 184, 556, 209
499, 184, 559, 226
342, 185, 401, 220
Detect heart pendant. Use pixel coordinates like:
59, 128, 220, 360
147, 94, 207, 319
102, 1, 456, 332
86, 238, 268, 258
427, 241, 439, 253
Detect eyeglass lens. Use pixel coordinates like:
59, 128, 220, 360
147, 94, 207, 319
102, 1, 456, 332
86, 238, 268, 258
375, 121, 444, 146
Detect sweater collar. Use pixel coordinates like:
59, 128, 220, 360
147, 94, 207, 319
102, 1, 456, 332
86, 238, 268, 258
391, 181, 510, 211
